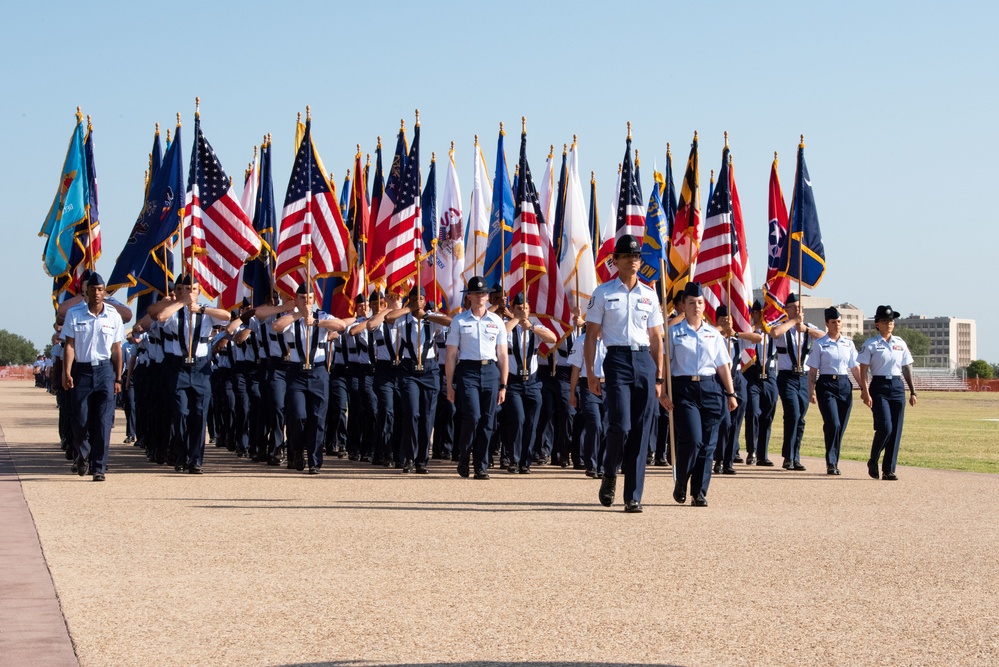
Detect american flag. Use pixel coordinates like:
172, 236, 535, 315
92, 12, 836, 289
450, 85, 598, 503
183, 115, 262, 300
367, 126, 407, 286
506, 127, 570, 352
693, 145, 734, 321
617, 134, 644, 241
729, 157, 756, 367
219, 147, 259, 310
274, 116, 351, 297
383, 121, 420, 294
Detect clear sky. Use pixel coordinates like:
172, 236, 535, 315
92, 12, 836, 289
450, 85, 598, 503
3, 0, 996, 361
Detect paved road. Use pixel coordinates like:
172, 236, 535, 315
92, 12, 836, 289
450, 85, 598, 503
2, 380, 997, 667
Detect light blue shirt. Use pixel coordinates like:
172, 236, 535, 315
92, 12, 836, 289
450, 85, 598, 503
857, 335, 913, 377
61, 301, 124, 363
587, 278, 664, 347
348, 316, 374, 365
163, 308, 228, 359
568, 332, 605, 379
446, 310, 508, 361
668, 319, 731, 376
806, 335, 859, 375
397, 314, 442, 362
373, 318, 401, 362
508, 317, 550, 376
282, 310, 334, 364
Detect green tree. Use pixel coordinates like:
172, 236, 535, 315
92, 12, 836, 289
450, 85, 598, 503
0, 330, 39, 365
852, 327, 930, 360
966, 360, 994, 379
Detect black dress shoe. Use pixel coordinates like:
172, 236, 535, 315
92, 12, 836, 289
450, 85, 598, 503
882, 472, 898, 481
402, 459, 414, 473
507, 466, 518, 474
624, 500, 643, 513
308, 467, 319, 475
746, 455, 756, 465
713, 461, 722, 474
792, 463, 806, 471
519, 466, 531, 474
415, 465, 429, 475
868, 459, 879, 479
722, 467, 737, 475
692, 494, 708, 507
473, 471, 490, 480
585, 468, 596, 478
598, 475, 617, 507
457, 462, 470, 478
733, 455, 744, 464
653, 457, 668, 467
827, 465, 836, 475
76, 458, 87, 476
833, 468, 841, 475
92, 473, 105, 482
782, 459, 793, 470
189, 466, 203, 474
757, 459, 775, 467
673, 482, 686, 505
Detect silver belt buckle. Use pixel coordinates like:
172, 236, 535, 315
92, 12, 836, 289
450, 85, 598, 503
91, 360, 101, 367
630, 343, 641, 351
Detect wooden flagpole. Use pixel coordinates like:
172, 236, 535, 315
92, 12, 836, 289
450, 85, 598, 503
661, 258, 677, 476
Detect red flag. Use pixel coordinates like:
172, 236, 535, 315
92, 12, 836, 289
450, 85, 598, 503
763, 154, 790, 325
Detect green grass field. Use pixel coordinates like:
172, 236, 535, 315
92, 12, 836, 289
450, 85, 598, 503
790, 391, 999, 473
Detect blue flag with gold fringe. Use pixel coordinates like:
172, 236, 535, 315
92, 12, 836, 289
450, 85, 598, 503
779, 139, 825, 288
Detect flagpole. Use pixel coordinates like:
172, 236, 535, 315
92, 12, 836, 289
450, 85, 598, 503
661, 257, 677, 477
83, 112, 96, 273
796, 135, 805, 372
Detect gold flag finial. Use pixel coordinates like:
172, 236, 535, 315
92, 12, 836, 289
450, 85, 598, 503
729, 153, 733, 165
377, 135, 382, 149
415, 109, 420, 126
297, 112, 301, 124
666, 142, 671, 157
499, 122, 505, 136
799, 134, 805, 148
774, 150, 778, 160
590, 170, 595, 184
710, 169, 715, 182
450, 140, 455, 152
627, 121, 632, 139
548, 144, 554, 159
253, 145, 258, 158
521, 116, 526, 134
635, 149, 640, 166
267, 132, 272, 144
693, 130, 698, 141
562, 143, 567, 155
195, 96, 200, 117
617, 163, 622, 174
176, 112, 182, 127
86, 114, 92, 130
155, 122, 160, 134
724, 130, 729, 148
356, 143, 361, 155
76, 106, 82, 122
474, 134, 479, 145
572, 134, 578, 147
366, 153, 371, 166
166, 128, 171, 143
306, 106, 311, 120
431, 151, 436, 162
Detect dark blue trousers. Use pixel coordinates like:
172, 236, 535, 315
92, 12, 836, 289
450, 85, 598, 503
455, 362, 499, 475
432, 363, 455, 459
716, 373, 746, 468
869, 377, 905, 474
231, 366, 251, 455
287, 365, 329, 469
267, 364, 288, 457
502, 375, 542, 469
399, 361, 439, 466
673, 376, 725, 499
70, 361, 115, 475
577, 380, 606, 473
243, 366, 265, 459
169, 357, 212, 469
537, 368, 574, 464
326, 365, 349, 452
816, 375, 853, 468
347, 365, 376, 458
602, 349, 656, 504
777, 371, 810, 464
744, 371, 778, 461
373, 363, 400, 463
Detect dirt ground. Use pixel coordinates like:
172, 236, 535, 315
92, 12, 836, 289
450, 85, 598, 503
3, 380, 997, 667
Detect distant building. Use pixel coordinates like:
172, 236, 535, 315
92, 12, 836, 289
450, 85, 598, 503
862, 315, 977, 369
752, 289, 864, 339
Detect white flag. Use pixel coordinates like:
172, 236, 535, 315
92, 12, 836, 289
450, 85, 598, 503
560, 141, 597, 313
462, 140, 492, 285
438, 153, 465, 313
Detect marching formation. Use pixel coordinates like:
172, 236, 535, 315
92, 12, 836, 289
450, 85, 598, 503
39, 103, 919, 510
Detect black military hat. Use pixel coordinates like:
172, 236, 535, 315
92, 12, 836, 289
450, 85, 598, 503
682, 281, 703, 299
716, 304, 729, 318
176, 274, 195, 286
512, 292, 526, 306
490, 282, 505, 295
369, 290, 385, 302
409, 286, 426, 299
751, 299, 763, 312
295, 282, 310, 295
85, 272, 105, 287
614, 234, 642, 254
824, 306, 841, 321
874, 305, 899, 322
353, 293, 367, 304
465, 276, 490, 294
785, 292, 799, 305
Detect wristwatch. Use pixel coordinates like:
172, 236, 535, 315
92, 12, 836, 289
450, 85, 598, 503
725, 392, 737, 398
655, 377, 664, 385
199, 305, 206, 315
499, 383, 507, 389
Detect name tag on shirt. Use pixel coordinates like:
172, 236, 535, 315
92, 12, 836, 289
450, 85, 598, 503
606, 299, 622, 310
461, 324, 475, 334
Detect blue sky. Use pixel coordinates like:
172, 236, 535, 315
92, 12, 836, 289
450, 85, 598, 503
3, 0, 996, 361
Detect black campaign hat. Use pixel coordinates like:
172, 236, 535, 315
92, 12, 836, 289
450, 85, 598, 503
682, 282, 703, 299
874, 305, 900, 321
466, 276, 490, 294
824, 306, 841, 321
614, 234, 642, 254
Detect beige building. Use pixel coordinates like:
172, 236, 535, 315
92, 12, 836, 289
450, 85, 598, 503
862, 315, 977, 369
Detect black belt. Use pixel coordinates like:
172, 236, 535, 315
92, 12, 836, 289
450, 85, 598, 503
674, 374, 716, 382
458, 359, 495, 367
507, 372, 537, 384
607, 344, 650, 352
819, 374, 845, 380
778, 369, 808, 377
74, 359, 112, 369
